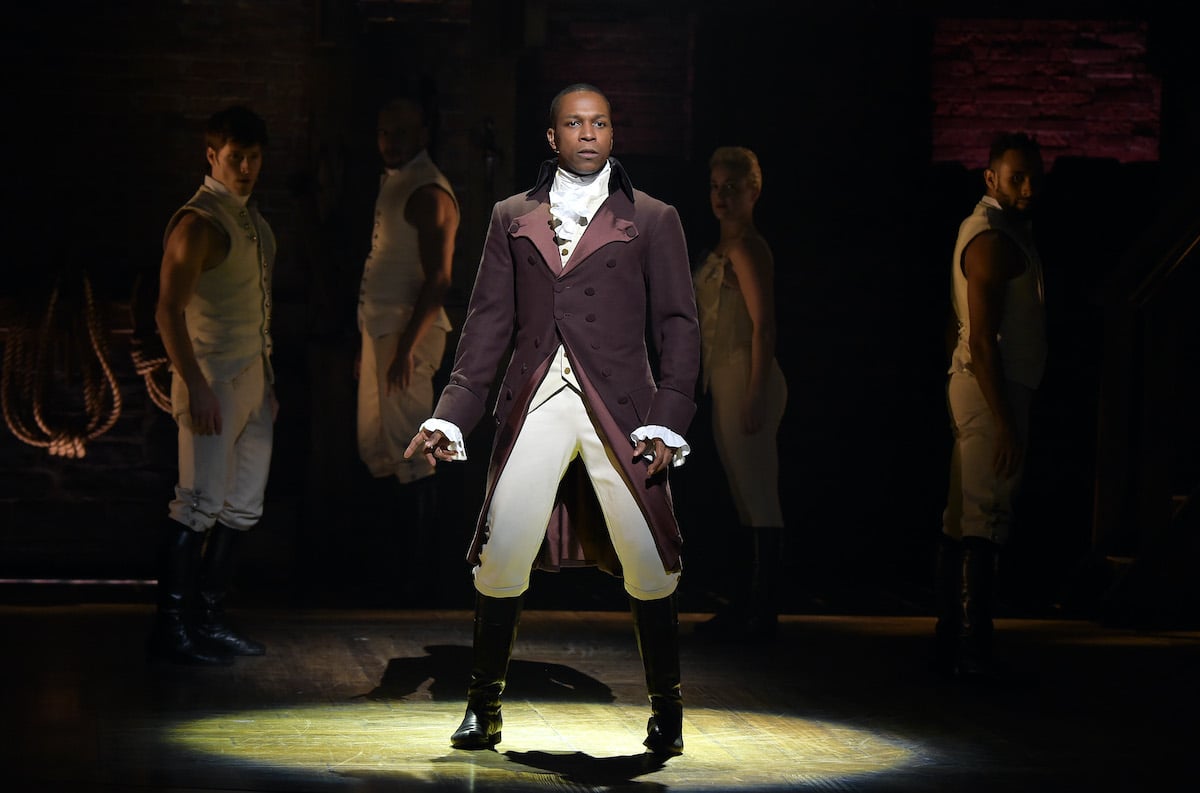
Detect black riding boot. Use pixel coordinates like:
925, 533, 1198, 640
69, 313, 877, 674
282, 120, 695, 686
147, 521, 233, 666
957, 537, 998, 681
195, 524, 265, 656
696, 526, 779, 642
451, 593, 523, 749
932, 534, 962, 678
402, 476, 440, 606
694, 525, 753, 639
744, 526, 781, 640
631, 593, 684, 756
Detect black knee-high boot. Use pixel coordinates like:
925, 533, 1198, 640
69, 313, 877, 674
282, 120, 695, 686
696, 527, 779, 642
402, 476, 440, 606
745, 526, 781, 640
195, 524, 265, 656
631, 593, 684, 756
147, 521, 233, 666
451, 593, 523, 749
933, 534, 962, 678
695, 525, 753, 639
957, 537, 998, 680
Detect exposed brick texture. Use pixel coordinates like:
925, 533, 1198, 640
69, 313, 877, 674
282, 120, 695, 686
931, 18, 1160, 169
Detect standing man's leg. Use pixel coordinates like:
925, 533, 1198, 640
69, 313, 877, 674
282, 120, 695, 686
149, 372, 250, 665
196, 364, 274, 656
944, 372, 1032, 680
354, 330, 397, 598
629, 589, 683, 755
452, 389, 579, 749
936, 377, 965, 677
574, 392, 684, 755
389, 327, 446, 603
449, 592, 523, 749
358, 329, 445, 604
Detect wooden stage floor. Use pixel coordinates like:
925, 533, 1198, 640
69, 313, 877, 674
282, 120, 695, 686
1, 603, 1195, 792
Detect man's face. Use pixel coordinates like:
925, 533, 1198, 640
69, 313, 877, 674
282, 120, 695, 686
207, 141, 263, 197
377, 101, 427, 169
986, 148, 1043, 217
546, 90, 613, 176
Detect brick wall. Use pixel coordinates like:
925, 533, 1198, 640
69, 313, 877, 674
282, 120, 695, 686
529, 3, 696, 160
931, 18, 1160, 169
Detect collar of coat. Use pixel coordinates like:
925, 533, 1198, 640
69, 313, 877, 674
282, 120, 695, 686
528, 156, 636, 203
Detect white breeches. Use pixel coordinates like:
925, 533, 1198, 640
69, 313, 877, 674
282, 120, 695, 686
475, 384, 680, 601
942, 371, 1034, 546
169, 358, 274, 532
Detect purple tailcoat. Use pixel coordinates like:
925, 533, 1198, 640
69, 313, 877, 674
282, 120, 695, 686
433, 158, 701, 577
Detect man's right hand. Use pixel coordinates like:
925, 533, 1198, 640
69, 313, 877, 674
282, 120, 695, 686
405, 427, 452, 465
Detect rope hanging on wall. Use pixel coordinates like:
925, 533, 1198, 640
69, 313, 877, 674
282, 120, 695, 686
130, 340, 172, 414
1, 270, 123, 458
127, 269, 172, 414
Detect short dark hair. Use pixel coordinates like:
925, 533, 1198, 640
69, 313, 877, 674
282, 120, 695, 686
988, 132, 1041, 170
379, 95, 429, 126
378, 76, 440, 150
547, 83, 609, 126
205, 105, 269, 152
379, 75, 438, 126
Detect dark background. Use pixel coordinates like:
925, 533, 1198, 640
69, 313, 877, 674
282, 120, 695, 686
1, 0, 1196, 624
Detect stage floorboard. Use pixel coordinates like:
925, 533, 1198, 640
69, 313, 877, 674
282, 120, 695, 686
1, 604, 1194, 792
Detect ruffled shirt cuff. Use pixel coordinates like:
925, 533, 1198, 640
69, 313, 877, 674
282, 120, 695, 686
420, 418, 468, 461
630, 425, 690, 467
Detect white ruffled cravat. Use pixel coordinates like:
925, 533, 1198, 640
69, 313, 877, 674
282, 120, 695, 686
549, 161, 611, 264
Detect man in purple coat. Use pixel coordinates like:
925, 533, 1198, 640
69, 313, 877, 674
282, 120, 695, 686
406, 83, 700, 756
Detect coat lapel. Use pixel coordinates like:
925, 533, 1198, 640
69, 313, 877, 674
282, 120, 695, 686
510, 201, 564, 278
560, 191, 637, 277
509, 171, 638, 279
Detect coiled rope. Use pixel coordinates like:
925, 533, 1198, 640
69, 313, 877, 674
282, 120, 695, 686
1, 271, 123, 458
127, 270, 172, 414
129, 336, 172, 413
